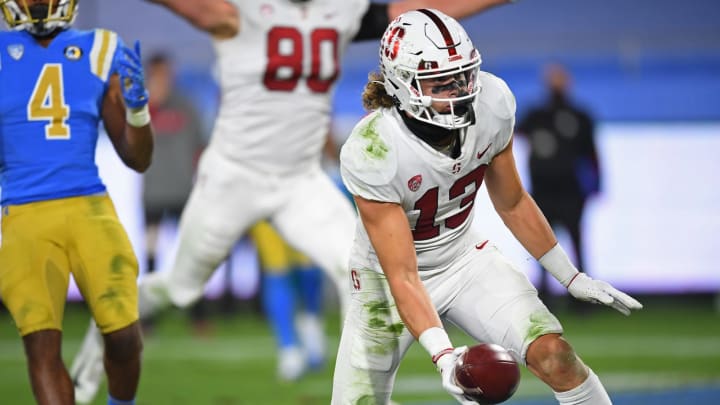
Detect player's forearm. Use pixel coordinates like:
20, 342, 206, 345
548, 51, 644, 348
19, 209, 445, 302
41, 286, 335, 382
121, 123, 154, 172
497, 191, 557, 259
389, 0, 512, 21
147, 0, 239, 38
386, 273, 443, 339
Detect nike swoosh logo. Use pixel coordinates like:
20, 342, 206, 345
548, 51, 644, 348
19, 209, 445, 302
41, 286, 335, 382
475, 240, 489, 250
476, 144, 492, 159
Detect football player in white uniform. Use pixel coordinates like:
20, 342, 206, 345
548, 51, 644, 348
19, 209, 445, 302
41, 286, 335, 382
70, 0, 514, 403
332, 9, 643, 405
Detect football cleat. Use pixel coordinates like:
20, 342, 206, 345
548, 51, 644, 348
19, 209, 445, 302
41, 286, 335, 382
70, 321, 105, 404
277, 346, 307, 382
296, 313, 326, 370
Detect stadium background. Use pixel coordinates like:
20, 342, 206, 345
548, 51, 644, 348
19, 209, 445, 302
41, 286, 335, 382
1, 0, 719, 404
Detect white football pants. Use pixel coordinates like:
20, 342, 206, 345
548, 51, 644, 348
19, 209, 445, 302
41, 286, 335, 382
331, 242, 563, 404
139, 146, 356, 318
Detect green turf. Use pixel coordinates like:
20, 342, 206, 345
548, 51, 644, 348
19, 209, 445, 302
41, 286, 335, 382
1, 296, 719, 404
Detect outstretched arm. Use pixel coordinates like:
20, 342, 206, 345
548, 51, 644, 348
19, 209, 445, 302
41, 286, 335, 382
354, 196, 440, 339
103, 42, 154, 172
146, 0, 239, 38
485, 138, 643, 315
355, 0, 512, 41
484, 138, 557, 258
388, 0, 512, 20
354, 195, 470, 403
355, 196, 474, 405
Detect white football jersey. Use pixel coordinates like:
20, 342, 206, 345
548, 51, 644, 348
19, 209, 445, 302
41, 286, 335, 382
211, 0, 369, 176
341, 72, 516, 273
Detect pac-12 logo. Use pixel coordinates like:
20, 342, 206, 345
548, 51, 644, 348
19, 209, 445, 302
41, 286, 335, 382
407, 174, 422, 191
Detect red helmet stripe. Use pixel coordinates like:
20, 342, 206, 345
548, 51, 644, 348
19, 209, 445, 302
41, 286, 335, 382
416, 9, 457, 57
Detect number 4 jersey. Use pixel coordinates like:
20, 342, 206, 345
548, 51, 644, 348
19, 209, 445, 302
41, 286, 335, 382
0, 29, 123, 206
211, 0, 369, 176
340, 72, 516, 274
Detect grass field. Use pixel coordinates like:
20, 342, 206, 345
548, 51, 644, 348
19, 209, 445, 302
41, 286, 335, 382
1, 295, 719, 405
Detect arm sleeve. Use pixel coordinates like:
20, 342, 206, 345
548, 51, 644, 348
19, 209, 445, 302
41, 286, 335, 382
353, 3, 390, 41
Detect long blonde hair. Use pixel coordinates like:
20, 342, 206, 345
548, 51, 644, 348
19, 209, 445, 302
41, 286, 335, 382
362, 72, 396, 111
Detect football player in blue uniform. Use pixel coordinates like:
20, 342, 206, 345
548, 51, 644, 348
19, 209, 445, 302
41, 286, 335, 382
0, 1, 153, 404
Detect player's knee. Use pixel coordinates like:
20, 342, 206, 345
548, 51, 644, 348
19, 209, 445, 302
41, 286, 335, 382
103, 322, 143, 364
526, 334, 584, 380
23, 330, 62, 366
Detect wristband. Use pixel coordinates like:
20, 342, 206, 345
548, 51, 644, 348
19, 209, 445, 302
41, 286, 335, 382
419, 327, 453, 362
126, 105, 151, 127
538, 244, 578, 287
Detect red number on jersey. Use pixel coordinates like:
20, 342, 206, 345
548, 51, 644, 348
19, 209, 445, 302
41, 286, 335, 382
411, 164, 488, 241
263, 27, 339, 93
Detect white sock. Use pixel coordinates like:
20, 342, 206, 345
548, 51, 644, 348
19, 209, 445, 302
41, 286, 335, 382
554, 368, 612, 405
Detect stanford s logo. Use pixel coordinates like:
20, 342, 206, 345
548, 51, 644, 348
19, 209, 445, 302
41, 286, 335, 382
408, 174, 422, 192
351, 269, 361, 291
382, 26, 405, 61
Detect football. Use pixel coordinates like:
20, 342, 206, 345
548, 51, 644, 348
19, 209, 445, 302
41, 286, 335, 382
453, 343, 521, 404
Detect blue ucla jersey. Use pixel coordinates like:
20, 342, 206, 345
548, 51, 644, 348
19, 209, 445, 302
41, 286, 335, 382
0, 28, 124, 205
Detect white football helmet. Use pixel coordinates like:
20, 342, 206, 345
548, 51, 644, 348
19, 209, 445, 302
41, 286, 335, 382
1, 0, 78, 37
379, 9, 482, 129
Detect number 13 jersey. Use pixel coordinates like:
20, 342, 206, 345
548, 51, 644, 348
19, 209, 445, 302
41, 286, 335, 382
211, 0, 369, 176
340, 72, 516, 274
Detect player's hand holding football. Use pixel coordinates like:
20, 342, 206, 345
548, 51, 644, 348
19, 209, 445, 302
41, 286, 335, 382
434, 346, 478, 404
566, 273, 643, 315
119, 40, 149, 110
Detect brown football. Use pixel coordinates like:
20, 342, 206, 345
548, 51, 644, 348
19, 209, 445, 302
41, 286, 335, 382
453, 343, 521, 404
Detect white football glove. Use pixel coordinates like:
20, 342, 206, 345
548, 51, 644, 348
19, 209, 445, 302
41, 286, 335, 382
566, 273, 643, 315
434, 346, 478, 405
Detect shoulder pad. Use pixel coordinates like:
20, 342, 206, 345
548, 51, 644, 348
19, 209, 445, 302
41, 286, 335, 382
340, 111, 398, 187
476, 71, 516, 121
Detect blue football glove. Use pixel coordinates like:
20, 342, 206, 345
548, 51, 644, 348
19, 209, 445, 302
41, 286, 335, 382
118, 40, 149, 109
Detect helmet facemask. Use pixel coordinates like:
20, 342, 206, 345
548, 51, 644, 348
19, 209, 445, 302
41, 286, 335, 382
403, 61, 480, 129
1, 0, 79, 38
380, 9, 482, 130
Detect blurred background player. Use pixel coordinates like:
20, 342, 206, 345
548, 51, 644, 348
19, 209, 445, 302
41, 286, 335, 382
0, 1, 153, 404
250, 221, 326, 381
70, 0, 513, 402
332, 9, 642, 405
516, 63, 600, 309
140, 51, 209, 331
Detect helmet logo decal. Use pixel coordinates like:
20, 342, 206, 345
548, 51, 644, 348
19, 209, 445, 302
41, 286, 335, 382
416, 9, 457, 57
408, 174, 423, 192
418, 60, 438, 70
382, 26, 405, 61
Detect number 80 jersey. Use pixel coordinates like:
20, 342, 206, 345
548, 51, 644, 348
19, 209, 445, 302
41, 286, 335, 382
340, 72, 517, 274
0, 29, 123, 205
211, 0, 369, 176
